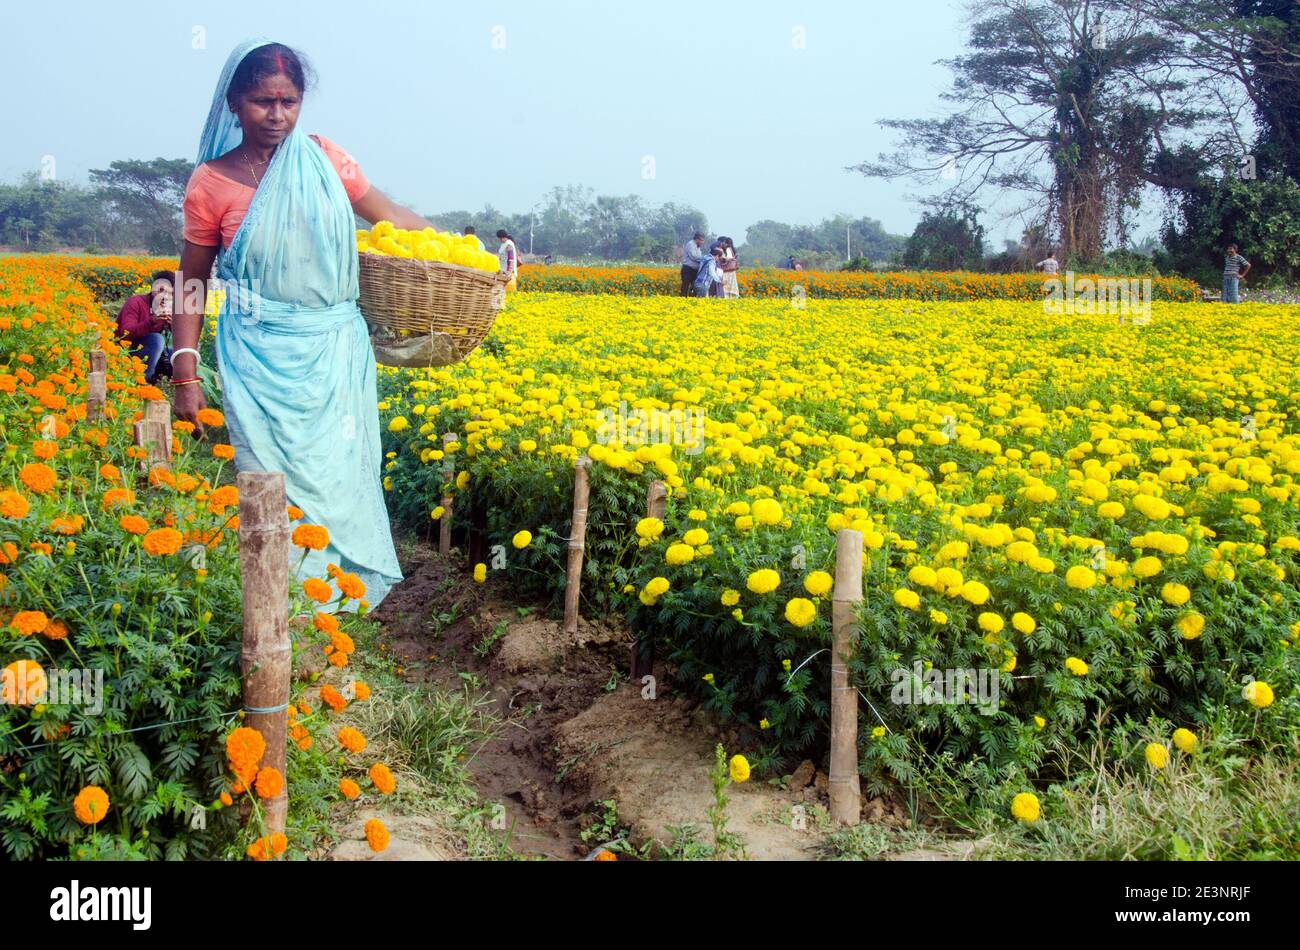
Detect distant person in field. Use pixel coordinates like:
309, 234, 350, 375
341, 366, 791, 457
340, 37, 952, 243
115, 270, 175, 383
786, 254, 797, 270
694, 246, 725, 298
681, 232, 707, 296
1223, 243, 1251, 303
496, 229, 519, 291
1035, 251, 1059, 275
719, 236, 740, 298
462, 226, 484, 251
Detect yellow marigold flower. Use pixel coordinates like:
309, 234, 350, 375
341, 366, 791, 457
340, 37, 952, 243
1177, 611, 1205, 639
369, 763, 396, 794
365, 818, 390, 852
785, 597, 817, 627
314, 611, 340, 634
473, 562, 487, 582
1001, 651, 1017, 673
1242, 680, 1274, 709
645, 576, 670, 597
703, 672, 715, 684
1172, 728, 1198, 753
728, 754, 751, 783
1065, 565, 1097, 590
73, 785, 110, 825
1160, 582, 1191, 606
751, 498, 783, 525
1010, 791, 1040, 822
1144, 742, 1169, 770
893, 587, 921, 610
388, 415, 409, 432
1131, 556, 1162, 579
635, 517, 664, 540
1097, 501, 1125, 519
213, 443, 237, 461
1033, 715, 1046, 730
429, 505, 445, 520
960, 580, 990, 605
929, 608, 948, 624
330, 630, 356, 655
871, 725, 887, 739
746, 568, 780, 594
1065, 656, 1089, 676
141, 527, 183, 557
512, 530, 533, 549
907, 564, 937, 587
291, 524, 330, 550
978, 612, 1004, 634
1012, 612, 1036, 634
665, 543, 695, 566
803, 570, 833, 596
720, 588, 741, 606
682, 528, 709, 547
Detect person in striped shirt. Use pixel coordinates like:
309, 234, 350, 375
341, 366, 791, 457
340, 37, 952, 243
1223, 244, 1251, 303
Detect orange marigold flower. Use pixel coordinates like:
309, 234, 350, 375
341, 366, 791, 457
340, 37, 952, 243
254, 766, 284, 799
369, 763, 396, 794
101, 487, 135, 509
208, 485, 239, 511
320, 684, 347, 712
29, 541, 53, 557
148, 467, 176, 489
119, 515, 149, 535
0, 490, 30, 520
337, 573, 366, 600
337, 726, 366, 754
73, 785, 110, 825
19, 463, 57, 494
292, 524, 330, 550
219, 791, 234, 807
303, 578, 333, 603
330, 630, 356, 655
339, 778, 361, 799
10, 610, 49, 636
364, 818, 389, 852
226, 726, 266, 773
326, 562, 343, 578
328, 652, 349, 669
49, 514, 84, 536
297, 736, 313, 750
286, 504, 304, 520
173, 420, 196, 434
313, 611, 340, 634
196, 408, 225, 427
32, 440, 58, 460
212, 443, 236, 461
352, 681, 371, 701
0, 541, 20, 565
245, 836, 270, 861
42, 619, 69, 641
2, 659, 46, 704
594, 849, 618, 861
141, 527, 184, 557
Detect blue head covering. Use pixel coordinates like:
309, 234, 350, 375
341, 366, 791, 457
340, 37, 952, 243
196, 38, 274, 166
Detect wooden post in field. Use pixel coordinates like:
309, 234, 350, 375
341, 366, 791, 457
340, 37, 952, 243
89, 349, 107, 375
439, 432, 457, 555
829, 528, 863, 826
133, 399, 173, 472
87, 349, 107, 423
631, 479, 668, 679
237, 471, 291, 835
564, 455, 591, 635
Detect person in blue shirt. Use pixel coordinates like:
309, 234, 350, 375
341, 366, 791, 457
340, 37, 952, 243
693, 247, 725, 297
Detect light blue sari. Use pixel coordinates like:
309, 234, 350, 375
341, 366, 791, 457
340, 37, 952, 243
197, 40, 402, 606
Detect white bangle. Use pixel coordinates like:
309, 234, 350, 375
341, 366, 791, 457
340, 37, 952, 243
172, 348, 201, 364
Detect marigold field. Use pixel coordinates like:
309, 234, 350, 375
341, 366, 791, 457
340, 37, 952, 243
4, 255, 1299, 855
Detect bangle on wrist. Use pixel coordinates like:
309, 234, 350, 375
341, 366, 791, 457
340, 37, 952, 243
171, 378, 200, 386
172, 347, 201, 364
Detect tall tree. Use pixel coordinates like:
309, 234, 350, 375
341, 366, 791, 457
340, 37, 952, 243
854, 0, 1219, 263
89, 158, 193, 254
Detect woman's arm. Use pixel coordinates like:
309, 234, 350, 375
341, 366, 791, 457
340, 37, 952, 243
351, 187, 433, 231
173, 240, 219, 434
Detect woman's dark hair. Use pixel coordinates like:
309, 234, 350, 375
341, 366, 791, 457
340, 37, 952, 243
228, 43, 314, 107
496, 229, 511, 240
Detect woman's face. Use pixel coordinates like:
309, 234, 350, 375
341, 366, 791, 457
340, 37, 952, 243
232, 74, 302, 150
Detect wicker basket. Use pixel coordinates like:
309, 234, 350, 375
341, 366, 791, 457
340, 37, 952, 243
358, 252, 508, 363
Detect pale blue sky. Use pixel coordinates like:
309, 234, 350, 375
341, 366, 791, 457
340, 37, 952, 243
4, 0, 976, 240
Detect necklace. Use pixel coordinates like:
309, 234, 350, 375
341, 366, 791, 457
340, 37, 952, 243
242, 146, 275, 186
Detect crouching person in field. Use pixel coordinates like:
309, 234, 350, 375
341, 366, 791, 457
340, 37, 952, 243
115, 270, 175, 382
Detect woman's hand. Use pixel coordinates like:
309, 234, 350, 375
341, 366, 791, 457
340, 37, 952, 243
174, 384, 209, 439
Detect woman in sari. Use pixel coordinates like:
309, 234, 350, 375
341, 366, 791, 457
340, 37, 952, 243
172, 40, 434, 607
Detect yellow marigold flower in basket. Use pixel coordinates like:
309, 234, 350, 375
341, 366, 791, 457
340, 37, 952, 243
728, 754, 751, 783
1010, 791, 1040, 823
292, 524, 330, 550
746, 568, 780, 594
73, 785, 110, 825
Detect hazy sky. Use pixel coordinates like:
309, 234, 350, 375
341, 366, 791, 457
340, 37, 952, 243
4, 0, 975, 241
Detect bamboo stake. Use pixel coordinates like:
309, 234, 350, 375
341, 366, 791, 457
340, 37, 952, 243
631, 479, 668, 679
829, 528, 863, 826
87, 370, 106, 423
564, 455, 591, 635
438, 431, 457, 555
237, 471, 291, 835
89, 349, 107, 375
132, 399, 173, 473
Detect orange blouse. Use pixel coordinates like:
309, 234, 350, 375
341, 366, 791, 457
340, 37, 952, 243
182, 134, 371, 249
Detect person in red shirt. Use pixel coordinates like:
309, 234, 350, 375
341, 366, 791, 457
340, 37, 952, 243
115, 270, 175, 382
